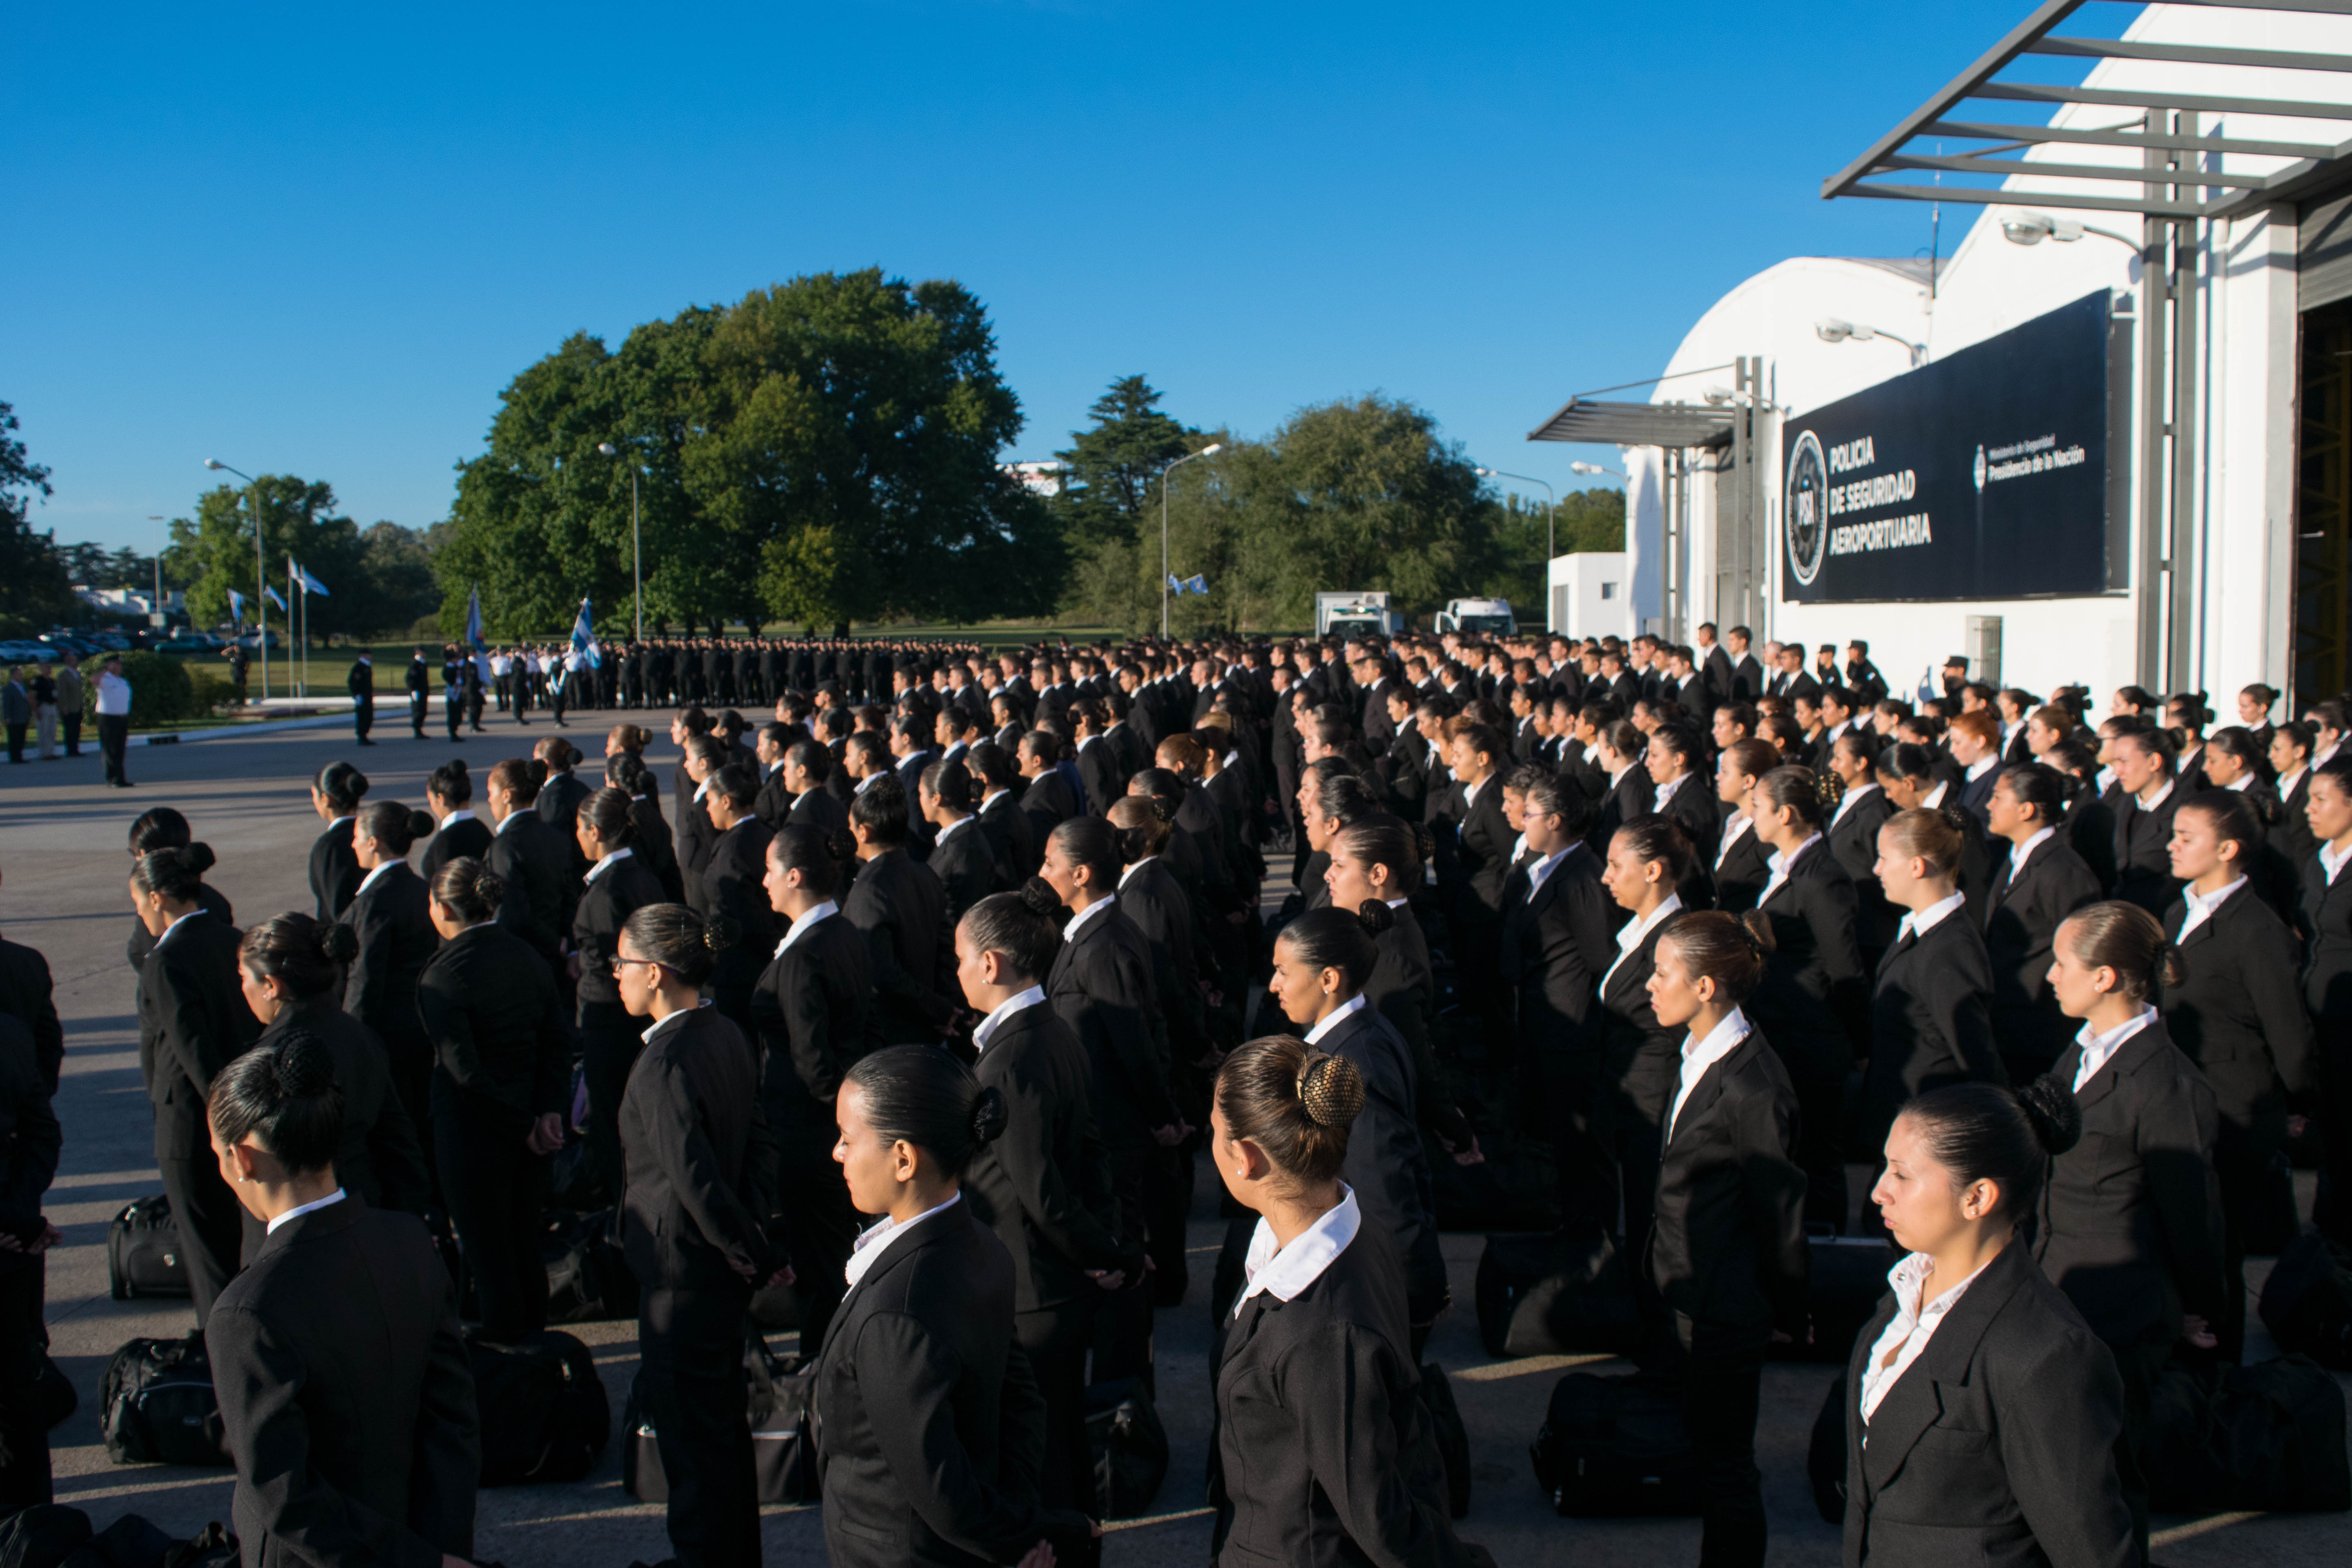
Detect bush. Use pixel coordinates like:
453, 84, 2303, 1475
119, 651, 192, 728
186, 666, 238, 716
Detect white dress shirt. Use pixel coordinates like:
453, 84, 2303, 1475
844, 1191, 963, 1290
2005, 826, 2054, 884
1119, 856, 1157, 888
1652, 772, 1690, 810
1064, 895, 1115, 943
1601, 893, 1682, 994
96, 671, 133, 715
584, 846, 635, 884
1894, 890, 1966, 946
773, 900, 839, 958
972, 985, 1048, 1052
1830, 781, 1880, 828
2072, 1005, 2158, 1092
267, 1188, 348, 1235
1524, 845, 1575, 899
1715, 813, 1753, 870
640, 1000, 710, 1048
1303, 992, 1367, 1045
1759, 834, 1822, 905
1858, 1250, 1997, 1424
1667, 1006, 1752, 1143
2324, 839, 2352, 888
2175, 877, 2247, 945
355, 859, 397, 898
1232, 1186, 1360, 1318
434, 808, 476, 835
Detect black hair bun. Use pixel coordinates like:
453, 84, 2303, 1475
273, 1031, 339, 1100
406, 808, 435, 841
1938, 805, 1971, 836
1356, 898, 1396, 936
2016, 1075, 2083, 1158
1296, 1051, 1366, 1130
1018, 877, 1061, 917
970, 1085, 1008, 1146
446, 759, 470, 776
320, 923, 361, 965
823, 830, 856, 864
183, 841, 218, 877
702, 913, 740, 952
1149, 797, 1175, 825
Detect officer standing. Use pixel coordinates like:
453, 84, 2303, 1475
407, 649, 430, 739
348, 654, 376, 746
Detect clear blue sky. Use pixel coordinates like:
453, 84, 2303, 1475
8, 0, 2128, 558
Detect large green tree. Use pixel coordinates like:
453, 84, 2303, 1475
440, 269, 1060, 639
165, 476, 370, 639
1479, 486, 1626, 617
1050, 376, 1195, 628
0, 400, 73, 636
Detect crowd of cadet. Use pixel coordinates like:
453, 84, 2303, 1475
0, 615, 2348, 1568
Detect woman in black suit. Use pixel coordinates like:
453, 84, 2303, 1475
570, 787, 670, 1200
1860, 808, 2003, 1166
1108, 794, 1209, 1068
815, 1044, 1088, 1568
694, 763, 776, 1035
1266, 903, 1449, 1347
419, 760, 491, 888
607, 751, 682, 900
2034, 901, 2224, 1554
2270, 720, 2319, 879
1206, 1034, 1483, 1568
955, 886, 1138, 1519
1874, 741, 1997, 926
483, 757, 570, 973
1586, 718, 1654, 857
1745, 766, 1863, 1230
2304, 755, 2352, 1243
2165, 793, 2314, 1355
1825, 731, 1895, 968
1981, 763, 2102, 1086
2107, 727, 2184, 915
307, 761, 369, 926
1709, 739, 1778, 913
751, 824, 871, 1347
1853, 1081, 2132, 1568
344, 801, 440, 1149
1644, 720, 1721, 876
920, 758, 998, 919
1598, 814, 1691, 1262
1643, 910, 1807, 1568
417, 858, 567, 1341
2201, 726, 2299, 923
615, 902, 787, 1568
204, 1034, 478, 1568
236, 913, 429, 1219
124, 808, 233, 996
845, 776, 957, 1045
2049, 736, 2121, 895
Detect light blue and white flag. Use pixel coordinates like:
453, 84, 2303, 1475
228, 589, 246, 624
570, 597, 601, 669
263, 585, 288, 612
465, 585, 485, 651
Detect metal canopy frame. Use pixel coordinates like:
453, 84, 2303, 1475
1525, 397, 1735, 449
1820, 0, 2352, 695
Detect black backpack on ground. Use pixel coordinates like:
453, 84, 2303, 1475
107, 1197, 189, 1300
64, 1513, 179, 1568
2142, 1355, 2351, 1513
1527, 1371, 1701, 1516
624, 1335, 815, 1506
1419, 1362, 1472, 1519
2258, 1234, 2352, 1370
541, 1210, 637, 1324
465, 1330, 608, 1485
1807, 1374, 1848, 1524
1780, 1234, 1892, 1366
1473, 1232, 1642, 1359
1082, 1377, 1169, 1519
158, 1523, 237, 1568
100, 1334, 230, 1467
0, 1507, 90, 1568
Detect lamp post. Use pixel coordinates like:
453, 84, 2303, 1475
204, 459, 266, 699
1815, 318, 1926, 368
1999, 210, 2140, 250
596, 442, 644, 642
1160, 444, 1223, 638
1474, 465, 1558, 563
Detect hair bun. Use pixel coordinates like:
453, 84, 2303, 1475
1938, 805, 1971, 836
2016, 1075, 2083, 1158
405, 808, 435, 841
1018, 877, 1061, 917
1295, 1050, 1366, 1129
970, 1085, 1008, 1146
1356, 898, 1396, 936
1149, 797, 1175, 825
273, 1031, 339, 1101
466, 862, 507, 909
184, 841, 217, 876
320, 923, 361, 965
702, 913, 740, 952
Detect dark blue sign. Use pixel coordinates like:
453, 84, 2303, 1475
1782, 290, 2113, 603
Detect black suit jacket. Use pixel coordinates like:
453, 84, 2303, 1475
2109, 785, 2182, 914
1859, 911, 2001, 1155
1655, 774, 1724, 879
618, 1005, 776, 1290
1046, 903, 1174, 1151
415, 922, 566, 1127
1315, 1003, 1446, 1317
343, 862, 436, 1058
571, 852, 669, 1008
1748, 838, 1865, 1079
0, 935, 64, 1094
843, 847, 954, 1041
1956, 762, 2005, 829
1075, 738, 1122, 821
534, 771, 592, 838
754, 765, 796, 832
2302, 851, 2352, 1020
1842, 1240, 2132, 1568
1019, 769, 1076, 857
210, 1198, 478, 1568
977, 790, 1038, 886
0, 1012, 60, 1244
696, 818, 778, 991
1600, 906, 1683, 1138
2159, 883, 2315, 1133
812, 1199, 1073, 1568
750, 910, 875, 1146
1115, 856, 1209, 1063
1587, 763, 1654, 857
964, 1002, 1134, 1313
1982, 838, 2101, 1068
673, 766, 717, 889
1645, 1024, 1809, 1334
789, 778, 852, 842
2063, 789, 2119, 895
1453, 778, 1513, 928
418, 814, 492, 889
1712, 819, 1773, 913
1497, 846, 1613, 1056
487, 812, 572, 965
138, 911, 259, 1159
310, 819, 361, 924
926, 817, 997, 921
258, 998, 429, 1216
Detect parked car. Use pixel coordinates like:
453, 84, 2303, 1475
153, 635, 217, 656
0, 641, 53, 665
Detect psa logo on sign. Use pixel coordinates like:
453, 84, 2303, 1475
1784, 431, 1828, 587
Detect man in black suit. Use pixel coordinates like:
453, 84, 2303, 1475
405, 651, 431, 739
206, 1037, 478, 1568
0, 918, 63, 1094
345, 656, 375, 745
1694, 623, 1735, 707
1450, 724, 1516, 1081
1724, 626, 1764, 702
843, 780, 954, 1043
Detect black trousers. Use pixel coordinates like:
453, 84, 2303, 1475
2103, 1321, 2168, 1567
433, 1079, 548, 1341
1141, 1142, 1193, 1308
61, 712, 80, 758
409, 693, 427, 737
155, 1144, 244, 1326
2211, 1114, 2283, 1361
766, 1108, 858, 1352
3, 725, 21, 765
1672, 1312, 1769, 1568
0, 1252, 51, 1511
353, 698, 373, 743
2319, 1023, 2352, 1246
1772, 1035, 1849, 1233
98, 714, 128, 785
445, 693, 462, 739
638, 1283, 760, 1568
1018, 1296, 1095, 1516
1542, 1043, 1616, 1240
1607, 1042, 1676, 1259
579, 998, 644, 1205
1091, 1143, 1153, 1391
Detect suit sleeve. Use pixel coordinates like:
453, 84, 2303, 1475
211, 1302, 453, 1568
1809, 875, 1869, 1056
7, 949, 63, 1095
530, 969, 569, 1118
637, 1052, 771, 1276
344, 901, 387, 1036
414, 961, 485, 1090
2137, 1069, 2229, 1325
847, 883, 953, 1028
156, 957, 233, 1097
2244, 914, 2319, 1100
1285, 1324, 1474, 1568
367, 1085, 434, 1218
990, 1056, 1136, 1273
1086, 943, 1178, 1132
0, 1023, 59, 1233
411, 1270, 481, 1555
1946, 962, 2004, 1088
1990, 1321, 2136, 1568
1737, 1078, 1811, 1337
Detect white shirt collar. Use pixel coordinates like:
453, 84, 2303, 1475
935, 814, 974, 846
1921, 779, 1949, 810
152, 907, 208, 951
1859, 1250, 1997, 1423
356, 860, 398, 897
2177, 876, 2247, 944
844, 1191, 962, 1291
2225, 773, 2254, 793
1965, 753, 1998, 782
1118, 856, 1156, 887
972, 985, 1048, 1051
2325, 838, 2352, 887
2279, 765, 2308, 799
266, 1187, 348, 1235
495, 808, 526, 834
1303, 991, 1368, 1045
434, 808, 476, 833
981, 788, 1011, 812
1064, 894, 1115, 942
1525, 844, 1575, 898
584, 846, 635, 884
1667, 1006, 1751, 1142
2006, 825, 2055, 883
774, 899, 839, 957
640, 999, 711, 1047
853, 772, 880, 795
2137, 778, 2175, 813
1716, 812, 1753, 866
2073, 1005, 2159, 1092
1652, 772, 1689, 808
1461, 775, 1485, 808
1232, 1186, 1360, 1317
1896, 889, 1966, 945
1760, 833, 1822, 903
1831, 780, 1879, 826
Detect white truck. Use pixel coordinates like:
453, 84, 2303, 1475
1432, 597, 1517, 637
1314, 591, 1405, 638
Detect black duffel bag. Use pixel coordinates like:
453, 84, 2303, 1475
625, 1335, 815, 1506
2143, 1355, 2351, 1513
1473, 1231, 1641, 1359
2258, 1233, 2352, 1370
466, 1329, 608, 1485
1528, 1370, 1701, 1516
101, 1334, 230, 1467
542, 1209, 637, 1325
1083, 1377, 1169, 1519
0, 1507, 90, 1568
108, 1196, 190, 1300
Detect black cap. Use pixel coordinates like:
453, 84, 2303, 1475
1944, 655, 1968, 668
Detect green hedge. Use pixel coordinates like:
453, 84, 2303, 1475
119, 651, 193, 728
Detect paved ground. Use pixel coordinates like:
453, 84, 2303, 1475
3, 713, 2345, 1566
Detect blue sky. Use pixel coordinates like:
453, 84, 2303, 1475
7, 0, 2130, 556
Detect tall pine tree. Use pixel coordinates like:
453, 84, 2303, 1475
1052, 376, 1196, 629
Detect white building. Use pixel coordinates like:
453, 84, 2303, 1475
1535, 2, 2352, 708
1546, 551, 1631, 640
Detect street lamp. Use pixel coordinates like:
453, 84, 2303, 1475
204, 458, 267, 700
1999, 210, 2140, 250
1160, 444, 1223, 637
596, 442, 644, 642
1815, 318, 1926, 368
1568, 460, 1628, 480
1474, 466, 1558, 561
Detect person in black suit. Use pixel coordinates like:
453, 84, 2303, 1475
418, 858, 566, 1341
1646, 721, 1721, 893
693, 764, 777, 1035
1710, 739, 1777, 913
1980, 763, 2103, 1086
1017, 730, 1077, 852
751, 824, 871, 1349
1852, 1080, 2132, 1568
307, 761, 369, 926
1947, 710, 2006, 829
2269, 720, 2319, 882
1108, 795, 1210, 1078
920, 758, 997, 920
346, 653, 377, 745
1587, 719, 1655, 858
122, 808, 235, 1025
570, 787, 671, 1200
2107, 728, 2184, 915
2198, 727, 2300, 923
615, 902, 785, 1568
1448, 722, 1516, 1086
1825, 733, 1894, 964
972, 740, 1040, 886
1596, 815, 1690, 1264
954, 886, 1138, 1517
343, 802, 440, 1153
2162, 792, 2314, 1358
204, 1034, 479, 1568
420, 760, 492, 888
844, 776, 955, 1044
532, 734, 594, 845
815, 1045, 1089, 1568
2301, 756, 2352, 1243
406, 649, 431, 739
0, 997, 58, 1507
1746, 767, 1864, 1230
132, 843, 259, 1325
1643, 910, 1808, 1568
1205, 1034, 1484, 1568
608, 751, 683, 901
1859, 808, 2004, 1167
483, 757, 572, 974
